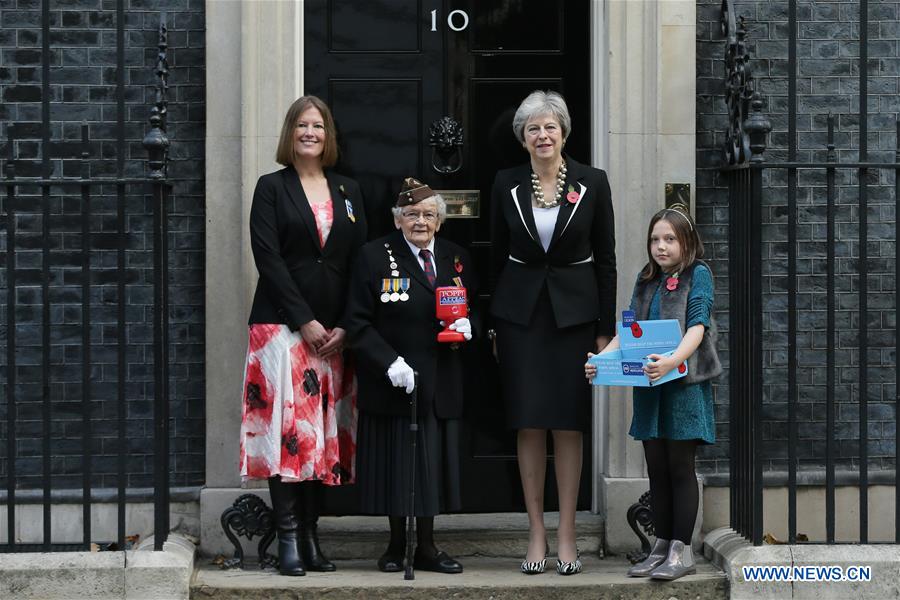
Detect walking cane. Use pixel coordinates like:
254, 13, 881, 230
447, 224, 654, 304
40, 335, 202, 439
403, 371, 419, 581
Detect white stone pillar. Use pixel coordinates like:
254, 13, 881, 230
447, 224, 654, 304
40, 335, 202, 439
595, 0, 696, 553
202, 0, 304, 556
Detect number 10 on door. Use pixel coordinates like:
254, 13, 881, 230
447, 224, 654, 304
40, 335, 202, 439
431, 9, 469, 32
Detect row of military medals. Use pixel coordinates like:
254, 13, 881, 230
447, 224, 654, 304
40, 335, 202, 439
380, 244, 410, 303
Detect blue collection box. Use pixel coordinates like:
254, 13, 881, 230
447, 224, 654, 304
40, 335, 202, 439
589, 311, 688, 387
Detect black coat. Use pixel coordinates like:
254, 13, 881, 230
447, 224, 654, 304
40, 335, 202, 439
345, 230, 478, 419
248, 166, 368, 330
489, 157, 617, 334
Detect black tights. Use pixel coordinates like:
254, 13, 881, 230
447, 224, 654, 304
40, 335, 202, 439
386, 516, 438, 558
643, 439, 699, 544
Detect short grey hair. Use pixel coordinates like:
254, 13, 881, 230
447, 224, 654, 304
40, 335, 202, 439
391, 194, 447, 224
511, 90, 571, 144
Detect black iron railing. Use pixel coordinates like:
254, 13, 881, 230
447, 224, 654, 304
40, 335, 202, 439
720, 0, 766, 548
720, 0, 900, 546
2, 14, 172, 553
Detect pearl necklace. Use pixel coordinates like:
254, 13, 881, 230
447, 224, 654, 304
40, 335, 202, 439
531, 161, 567, 208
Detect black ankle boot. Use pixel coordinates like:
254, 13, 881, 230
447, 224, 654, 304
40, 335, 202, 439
276, 531, 305, 576
268, 477, 305, 576
299, 521, 336, 572
298, 482, 336, 572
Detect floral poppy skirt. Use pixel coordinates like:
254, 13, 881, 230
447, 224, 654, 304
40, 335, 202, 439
239, 324, 357, 485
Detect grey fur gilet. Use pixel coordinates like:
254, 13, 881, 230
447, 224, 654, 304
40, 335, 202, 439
632, 261, 723, 384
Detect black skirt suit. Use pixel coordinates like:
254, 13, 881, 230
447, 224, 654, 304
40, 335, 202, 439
490, 157, 616, 431
345, 229, 478, 516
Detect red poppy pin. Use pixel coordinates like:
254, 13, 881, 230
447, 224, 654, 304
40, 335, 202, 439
630, 322, 643, 338
566, 184, 579, 204
454, 255, 463, 274
677, 363, 687, 374
666, 273, 680, 291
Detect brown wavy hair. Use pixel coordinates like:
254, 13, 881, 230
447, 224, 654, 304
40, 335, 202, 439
639, 206, 704, 282
275, 95, 339, 167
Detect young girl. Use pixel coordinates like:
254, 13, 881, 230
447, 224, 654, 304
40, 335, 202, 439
585, 205, 721, 581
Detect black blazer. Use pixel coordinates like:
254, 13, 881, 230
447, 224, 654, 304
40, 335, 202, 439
489, 157, 617, 334
345, 230, 478, 418
248, 165, 368, 330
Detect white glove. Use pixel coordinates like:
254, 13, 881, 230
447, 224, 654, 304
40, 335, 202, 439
386, 356, 415, 394
448, 317, 472, 341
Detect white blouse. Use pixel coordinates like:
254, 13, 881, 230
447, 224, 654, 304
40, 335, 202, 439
532, 205, 560, 252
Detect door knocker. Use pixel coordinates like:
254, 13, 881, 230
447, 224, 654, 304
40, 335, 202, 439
429, 116, 464, 174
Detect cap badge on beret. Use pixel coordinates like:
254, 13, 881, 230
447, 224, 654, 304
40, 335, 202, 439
397, 176, 435, 207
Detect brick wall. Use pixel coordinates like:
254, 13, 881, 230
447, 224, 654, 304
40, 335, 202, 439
697, 1, 898, 477
0, 0, 205, 489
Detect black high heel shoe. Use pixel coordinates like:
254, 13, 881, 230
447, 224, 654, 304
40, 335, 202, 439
520, 542, 550, 575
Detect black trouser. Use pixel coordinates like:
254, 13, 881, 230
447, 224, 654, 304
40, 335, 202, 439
642, 439, 699, 544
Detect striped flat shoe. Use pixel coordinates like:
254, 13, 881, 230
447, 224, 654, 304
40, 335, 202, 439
555, 558, 583, 575
520, 557, 547, 575
520, 541, 550, 574
556, 547, 582, 575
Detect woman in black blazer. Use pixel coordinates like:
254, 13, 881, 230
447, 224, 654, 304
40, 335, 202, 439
490, 91, 616, 575
239, 95, 367, 576
345, 178, 476, 575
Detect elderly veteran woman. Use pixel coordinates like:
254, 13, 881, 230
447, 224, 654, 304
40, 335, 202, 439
345, 177, 477, 574
490, 90, 616, 575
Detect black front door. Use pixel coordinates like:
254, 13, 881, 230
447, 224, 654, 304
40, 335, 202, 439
306, 0, 592, 513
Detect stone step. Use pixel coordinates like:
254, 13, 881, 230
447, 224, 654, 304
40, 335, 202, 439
191, 556, 728, 600
311, 512, 604, 560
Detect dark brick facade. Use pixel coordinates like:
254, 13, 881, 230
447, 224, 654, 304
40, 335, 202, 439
0, 0, 205, 489
697, 1, 898, 477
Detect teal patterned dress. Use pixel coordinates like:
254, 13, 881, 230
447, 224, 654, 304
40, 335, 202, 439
628, 264, 716, 444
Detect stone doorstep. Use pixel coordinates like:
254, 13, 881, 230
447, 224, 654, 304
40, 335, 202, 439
0, 534, 197, 600
703, 526, 900, 600
191, 556, 728, 600
214, 511, 607, 560
322, 512, 604, 560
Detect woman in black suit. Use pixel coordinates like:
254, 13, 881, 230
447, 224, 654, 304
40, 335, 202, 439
490, 90, 616, 575
345, 177, 476, 574
239, 95, 367, 576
